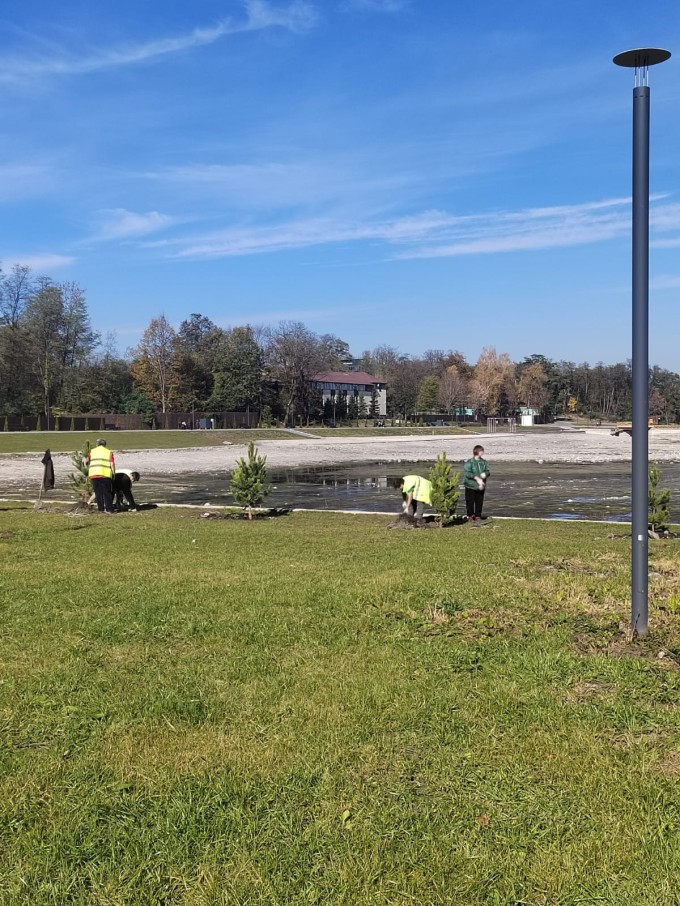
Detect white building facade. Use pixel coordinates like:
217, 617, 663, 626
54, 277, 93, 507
311, 371, 387, 417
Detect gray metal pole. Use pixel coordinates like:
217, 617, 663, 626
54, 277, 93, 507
631, 84, 650, 637
614, 47, 671, 638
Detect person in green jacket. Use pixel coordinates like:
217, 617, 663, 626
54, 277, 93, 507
463, 445, 490, 523
400, 474, 432, 521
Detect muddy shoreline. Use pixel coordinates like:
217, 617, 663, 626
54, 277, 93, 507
1, 428, 680, 495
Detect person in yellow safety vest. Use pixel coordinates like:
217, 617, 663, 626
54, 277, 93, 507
86, 438, 116, 513
400, 474, 432, 521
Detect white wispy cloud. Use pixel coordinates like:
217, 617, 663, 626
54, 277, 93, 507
144, 160, 413, 211
0, 2, 317, 85
146, 210, 460, 259
0, 163, 57, 201
341, 0, 410, 12
399, 203, 630, 259
650, 275, 680, 290
93, 209, 177, 241
3, 254, 75, 271
244, 0, 318, 30
138, 195, 680, 262
399, 196, 679, 259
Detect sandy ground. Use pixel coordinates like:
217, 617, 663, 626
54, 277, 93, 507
2, 428, 680, 489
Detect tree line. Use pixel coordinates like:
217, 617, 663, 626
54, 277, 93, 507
2, 263, 680, 424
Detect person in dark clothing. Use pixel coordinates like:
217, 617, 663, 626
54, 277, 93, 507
112, 471, 140, 510
86, 438, 116, 513
463, 445, 490, 524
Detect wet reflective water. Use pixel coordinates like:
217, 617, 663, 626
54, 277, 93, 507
139, 460, 680, 521
5, 460, 680, 521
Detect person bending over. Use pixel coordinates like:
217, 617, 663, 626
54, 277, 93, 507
400, 474, 432, 522
113, 470, 140, 511
86, 438, 116, 513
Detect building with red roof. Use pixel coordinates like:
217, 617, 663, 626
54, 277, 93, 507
311, 371, 387, 417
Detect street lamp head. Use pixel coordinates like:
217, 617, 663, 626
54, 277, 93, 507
614, 48, 670, 87
613, 47, 671, 68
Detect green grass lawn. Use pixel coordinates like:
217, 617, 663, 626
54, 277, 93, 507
0, 429, 296, 455
1, 507, 679, 904
0, 427, 482, 455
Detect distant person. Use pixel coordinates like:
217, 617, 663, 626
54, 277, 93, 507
86, 438, 116, 513
113, 470, 140, 511
400, 474, 432, 522
463, 444, 490, 524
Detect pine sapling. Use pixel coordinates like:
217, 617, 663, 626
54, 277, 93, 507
649, 461, 671, 534
69, 442, 92, 503
428, 452, 460, 527
230, 441, 271, 520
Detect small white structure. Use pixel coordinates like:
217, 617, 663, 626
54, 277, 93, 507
519, 406, 539, 427
312, 371, 387, 417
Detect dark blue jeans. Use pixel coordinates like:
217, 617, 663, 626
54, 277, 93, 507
92, 477, 114, 512
465, 487, 485, 519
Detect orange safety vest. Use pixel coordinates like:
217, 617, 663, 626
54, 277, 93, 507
87, 445, 115, 479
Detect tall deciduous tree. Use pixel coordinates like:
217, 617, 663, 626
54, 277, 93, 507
360, 345, 401, 380
387, 358, 427, 418
265, 321, 326, 424
0, 264, 34, 413
209, 326, 263, 411
77, 335, 133, 414
130, 315, 176, 413
22, 280, 98, 418
0, 264, 33, 329
438, 365, 468, 417
319, 334, 351, 370
473, 347, 517, 416
518, 362, 549, 411
177, 313, 218, 353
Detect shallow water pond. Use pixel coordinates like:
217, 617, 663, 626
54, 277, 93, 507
143, 460, 678, 521
6, 460, 680, 522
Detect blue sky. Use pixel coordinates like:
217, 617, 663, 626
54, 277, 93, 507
1, 0, 679, 368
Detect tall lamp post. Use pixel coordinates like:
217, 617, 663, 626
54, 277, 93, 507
613, 47, 671, 637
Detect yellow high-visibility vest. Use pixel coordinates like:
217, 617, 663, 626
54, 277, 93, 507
402, 475, 432, 505
88, 446, 114, 479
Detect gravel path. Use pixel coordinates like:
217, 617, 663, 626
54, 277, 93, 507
2, 428, 680, 492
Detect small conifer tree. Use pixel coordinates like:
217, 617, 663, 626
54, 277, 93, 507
230, 442, 271, 520
428, 452, 460, 527
649, 462, 671, 534
69, 442, 92, 503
